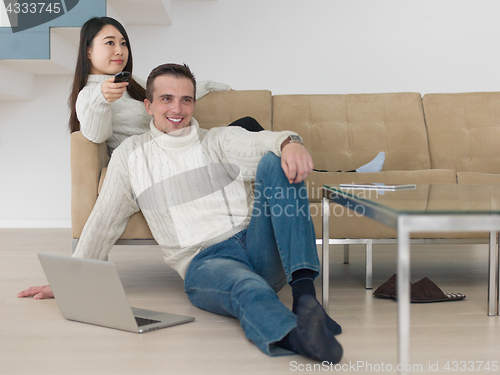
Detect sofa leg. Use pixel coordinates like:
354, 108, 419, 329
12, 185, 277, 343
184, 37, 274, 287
343, 244, 350, 264
365, 240, 373, 289
71, 238, 78, 253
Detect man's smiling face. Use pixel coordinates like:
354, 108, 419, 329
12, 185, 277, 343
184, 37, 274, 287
144, 75, 195, 134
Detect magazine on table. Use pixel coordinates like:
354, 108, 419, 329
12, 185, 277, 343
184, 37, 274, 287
339, 183, 417, 191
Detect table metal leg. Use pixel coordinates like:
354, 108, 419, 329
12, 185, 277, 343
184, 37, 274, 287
365, 239, 373, 289
322, 197, 330, 313
498, 232, 500, 316
344, 244, 350, 264
397, 217, 411, 375
488, 231, 499, 316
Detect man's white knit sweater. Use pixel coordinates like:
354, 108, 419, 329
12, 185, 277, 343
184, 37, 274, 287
76, 75, 232, 153
73, 119, 294, 278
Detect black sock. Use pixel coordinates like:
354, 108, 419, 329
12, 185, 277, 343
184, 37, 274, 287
290, 269, 342, 336
276, 330, 295, 352
291, 269, 316, 314
276, 295, 343, 363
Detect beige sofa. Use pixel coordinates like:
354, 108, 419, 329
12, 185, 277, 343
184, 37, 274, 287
71, 90, 500, 282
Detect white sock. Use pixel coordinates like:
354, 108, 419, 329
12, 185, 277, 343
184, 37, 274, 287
356, 152, 385, 173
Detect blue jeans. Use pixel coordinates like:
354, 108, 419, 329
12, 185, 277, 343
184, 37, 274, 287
184, 153, 320, 356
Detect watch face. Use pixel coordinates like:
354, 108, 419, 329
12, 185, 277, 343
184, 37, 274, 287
289, 135, 303, 142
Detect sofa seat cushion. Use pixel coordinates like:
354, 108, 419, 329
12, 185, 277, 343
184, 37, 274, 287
120, 211, 154, 240
457, 172, 500, 184
310, 202, 489, 240
309, 169, 488, 239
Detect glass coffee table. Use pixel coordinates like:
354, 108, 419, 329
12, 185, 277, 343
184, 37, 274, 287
321, 183, 500, 374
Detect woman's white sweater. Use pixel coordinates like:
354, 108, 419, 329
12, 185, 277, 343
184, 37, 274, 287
76, 75, 231, 153
72, 119, 294, 278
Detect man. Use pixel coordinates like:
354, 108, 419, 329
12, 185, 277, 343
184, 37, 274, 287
19, 63, 343, 363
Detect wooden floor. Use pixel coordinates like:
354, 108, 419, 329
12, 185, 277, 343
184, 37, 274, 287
1, 228, 500, 375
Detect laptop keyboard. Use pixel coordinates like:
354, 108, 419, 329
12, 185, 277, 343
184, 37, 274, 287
135, 316, 161, 327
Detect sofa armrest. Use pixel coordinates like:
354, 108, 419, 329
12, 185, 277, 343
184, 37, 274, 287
71, 131, 110, 238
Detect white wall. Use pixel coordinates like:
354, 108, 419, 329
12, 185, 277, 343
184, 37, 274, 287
1, 0, 500, 228
0, 75, 73, 227
131, 0, 500, 95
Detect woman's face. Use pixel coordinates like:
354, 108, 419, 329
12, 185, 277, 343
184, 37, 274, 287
88, 24, 129, 75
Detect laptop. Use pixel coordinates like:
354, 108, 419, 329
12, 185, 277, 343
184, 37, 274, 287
38, 253, 195, 333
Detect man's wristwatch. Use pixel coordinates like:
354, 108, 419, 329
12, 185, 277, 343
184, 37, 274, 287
281, 134, 303, 151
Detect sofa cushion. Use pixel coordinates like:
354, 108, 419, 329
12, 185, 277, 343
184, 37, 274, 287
272, 93, 431, 172
193, 90, 273, 130
120, 211, 154, 240
423, 92, 500, 173
457, 171, 500, 184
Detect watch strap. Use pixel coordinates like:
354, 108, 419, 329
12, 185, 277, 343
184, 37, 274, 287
281, 135, 303, 151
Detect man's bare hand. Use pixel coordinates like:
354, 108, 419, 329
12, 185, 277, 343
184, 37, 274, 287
17, 285, 54, 300
101, 77, 129, 103
281, 143, 314, 184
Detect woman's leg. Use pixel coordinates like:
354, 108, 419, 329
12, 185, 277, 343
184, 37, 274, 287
315, 151, 386, 173
229, 117, 383, 172
228, 116, 265, 132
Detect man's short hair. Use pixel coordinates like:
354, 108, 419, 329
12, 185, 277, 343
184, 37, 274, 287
146, 63, 197, 102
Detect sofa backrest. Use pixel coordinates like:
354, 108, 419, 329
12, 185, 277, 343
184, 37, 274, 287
193, 90, 273, 130
423, 92, 500, 173
272, 93, 431, 171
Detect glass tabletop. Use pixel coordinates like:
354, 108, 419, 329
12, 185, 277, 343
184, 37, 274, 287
323, 183, 500, 215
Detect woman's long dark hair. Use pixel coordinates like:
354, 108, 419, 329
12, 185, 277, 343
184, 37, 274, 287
68, 17, 146, 133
